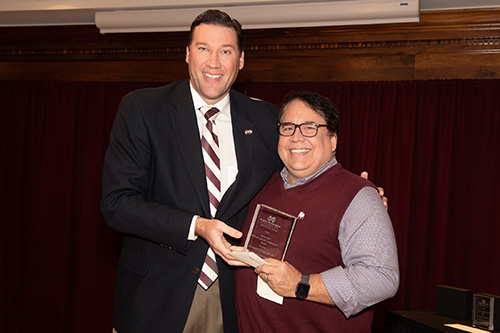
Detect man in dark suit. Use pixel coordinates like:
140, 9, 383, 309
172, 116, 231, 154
101, 9, 279, 333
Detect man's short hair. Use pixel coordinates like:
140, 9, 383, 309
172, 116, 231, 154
188, 9, 243, 53
280, 91, 340, 136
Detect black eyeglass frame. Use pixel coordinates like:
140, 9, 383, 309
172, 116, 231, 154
277, 122, 328, 137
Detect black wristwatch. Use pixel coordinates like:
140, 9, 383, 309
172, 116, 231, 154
295, 274, 310, 300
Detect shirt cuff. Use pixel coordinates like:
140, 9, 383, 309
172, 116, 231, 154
320, 266, 357, 318
188, 215, 198, 241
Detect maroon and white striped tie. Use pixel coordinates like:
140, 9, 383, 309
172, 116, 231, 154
198, 107, 220, 290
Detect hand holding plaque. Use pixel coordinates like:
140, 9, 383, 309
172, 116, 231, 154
229, 204, 298, 267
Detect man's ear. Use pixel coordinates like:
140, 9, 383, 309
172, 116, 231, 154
330, 133, 338, 153
239, 50, 245, 70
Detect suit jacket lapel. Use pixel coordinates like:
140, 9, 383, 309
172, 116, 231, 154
169, 81, 211, 218
166, 84, 258, 221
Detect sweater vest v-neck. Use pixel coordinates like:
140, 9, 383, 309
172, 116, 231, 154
235, 163, 376, 332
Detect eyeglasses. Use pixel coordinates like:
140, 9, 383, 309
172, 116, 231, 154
277, 122, 328, 137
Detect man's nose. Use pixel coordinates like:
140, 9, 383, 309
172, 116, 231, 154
207, 52, 221, 68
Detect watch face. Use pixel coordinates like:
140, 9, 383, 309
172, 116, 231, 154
296, 282, 310, 300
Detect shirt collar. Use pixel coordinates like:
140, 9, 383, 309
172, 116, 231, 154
190, 82, 230, 117
281, 157, 338, 189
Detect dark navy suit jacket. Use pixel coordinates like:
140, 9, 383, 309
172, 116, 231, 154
101, 80, 279, 332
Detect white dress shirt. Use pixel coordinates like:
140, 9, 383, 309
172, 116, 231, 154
188, 84, 238, 239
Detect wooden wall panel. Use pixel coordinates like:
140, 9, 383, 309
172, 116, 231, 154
262, 54, 415, 82
415, 53, 500, 80
1, 9, 500, 82
0, 60, 187, 82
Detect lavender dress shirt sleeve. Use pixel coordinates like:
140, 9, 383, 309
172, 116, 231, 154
320, 186, 400, 318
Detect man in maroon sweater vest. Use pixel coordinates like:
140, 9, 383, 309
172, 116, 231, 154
231, 91, 399, 332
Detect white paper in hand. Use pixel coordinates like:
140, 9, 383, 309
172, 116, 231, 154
228, 251, 282, 304
228, 251, 267, 267
257, 275, 283, 304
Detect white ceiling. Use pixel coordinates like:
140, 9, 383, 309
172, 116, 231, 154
0, 0, 499, 28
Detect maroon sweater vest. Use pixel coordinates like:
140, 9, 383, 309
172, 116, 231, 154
234, 163, 375, 332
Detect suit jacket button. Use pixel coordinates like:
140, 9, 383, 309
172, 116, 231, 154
193, 267, 200, 274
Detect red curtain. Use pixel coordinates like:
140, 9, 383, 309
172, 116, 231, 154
2, 79, 499, 332
0, 81, 152, 332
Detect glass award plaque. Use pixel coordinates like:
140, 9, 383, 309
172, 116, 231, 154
229, 204, 298, 267
472, 293, 496, 330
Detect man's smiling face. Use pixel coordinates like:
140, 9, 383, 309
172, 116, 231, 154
186, 23, 245, 105
278, 99, 337, 184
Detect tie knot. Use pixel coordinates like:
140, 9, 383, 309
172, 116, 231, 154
203, 107, 220, 121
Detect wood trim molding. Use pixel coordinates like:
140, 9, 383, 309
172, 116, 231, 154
1, 8, 500, 81
1, 36, 499, 58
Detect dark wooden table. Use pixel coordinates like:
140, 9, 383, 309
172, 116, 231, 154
383, 310, 497, 332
